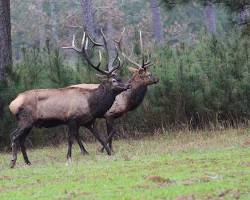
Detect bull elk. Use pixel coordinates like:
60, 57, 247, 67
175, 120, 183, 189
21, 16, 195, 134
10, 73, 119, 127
8, 30, 130, 168
70, 30, 159, 152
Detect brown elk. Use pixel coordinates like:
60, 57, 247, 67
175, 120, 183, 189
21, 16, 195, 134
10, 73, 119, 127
70, 30, 159, 152
8, 31, 130, 168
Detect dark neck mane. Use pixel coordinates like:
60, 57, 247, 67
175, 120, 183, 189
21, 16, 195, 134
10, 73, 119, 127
127, 81, 148, 111
89, 83, 117, 118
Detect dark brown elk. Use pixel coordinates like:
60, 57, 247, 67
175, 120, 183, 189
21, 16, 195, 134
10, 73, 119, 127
70, 30, 159, 152
8, 31, 130, 168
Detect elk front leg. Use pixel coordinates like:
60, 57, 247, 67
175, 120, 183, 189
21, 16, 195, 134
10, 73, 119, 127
67, 122, 76, 162
102, 118, 116, 152
87, 123, 111, 155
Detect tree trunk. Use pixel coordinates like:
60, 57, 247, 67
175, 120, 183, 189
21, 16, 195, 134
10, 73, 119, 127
150, 0, 164, 43
106, 8, 116, 72
50, 1, 58, 45
0, 97, 3, 119
0, 0, 12, 84
81, 0, 95, 37
239, 5, 250, 25
204, 0, 217, 34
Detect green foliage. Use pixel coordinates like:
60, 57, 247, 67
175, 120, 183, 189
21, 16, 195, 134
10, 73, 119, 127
1, 29, 250, 148
123, 29, 250, 130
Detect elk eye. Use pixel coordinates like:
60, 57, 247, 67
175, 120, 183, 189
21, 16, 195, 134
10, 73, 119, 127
112, 79, 117, 83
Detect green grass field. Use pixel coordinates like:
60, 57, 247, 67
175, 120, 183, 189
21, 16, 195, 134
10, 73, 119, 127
0, 129, 249, 200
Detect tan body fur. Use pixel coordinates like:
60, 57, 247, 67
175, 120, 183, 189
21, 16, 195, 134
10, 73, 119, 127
9, 88, 94, 126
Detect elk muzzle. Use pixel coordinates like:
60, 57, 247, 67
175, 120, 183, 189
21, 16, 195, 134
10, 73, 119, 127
149, 75, 159, 85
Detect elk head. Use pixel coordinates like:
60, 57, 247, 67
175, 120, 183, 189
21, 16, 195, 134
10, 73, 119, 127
62, 30, 130, 94
115, 29, 159, 87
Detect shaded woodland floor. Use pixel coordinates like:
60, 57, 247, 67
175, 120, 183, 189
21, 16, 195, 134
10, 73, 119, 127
0, 129, 249, 200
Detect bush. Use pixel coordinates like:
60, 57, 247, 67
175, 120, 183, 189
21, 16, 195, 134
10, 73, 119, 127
141, 30, 250, 129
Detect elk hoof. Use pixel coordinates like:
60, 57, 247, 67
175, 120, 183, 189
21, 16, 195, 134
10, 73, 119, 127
66, 158, 72, 166
26, 161, 31, 166
10, 160, 16, 169
99, 147, 114, 153
107, 149, 112, 156
81, 151, 89, 155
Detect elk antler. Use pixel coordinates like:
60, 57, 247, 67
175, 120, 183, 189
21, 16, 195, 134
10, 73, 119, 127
100, 29, 122, 75
63, 31, 122, 76
114, 29, 153, 69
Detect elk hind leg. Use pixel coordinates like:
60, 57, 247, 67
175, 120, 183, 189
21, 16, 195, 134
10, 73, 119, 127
67, 132, 74, 162
75, 132, 89, 155
87, 124, 111, 155
19, 127, 32, 165
10, 109, 33, 168
10, 128, 20, 168
10, 126, 31, 168
102, 118, 116, 153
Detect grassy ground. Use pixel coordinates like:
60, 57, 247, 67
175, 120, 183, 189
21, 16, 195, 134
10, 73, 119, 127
0, 129, 249, 200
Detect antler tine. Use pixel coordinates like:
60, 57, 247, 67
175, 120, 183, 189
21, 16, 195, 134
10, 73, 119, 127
114, 28, 142, 68
100, 29, 110, 68
62, 34, 83, 53
108, 47, 123, 75
139, 30, 153, 69
139, 31, 144, 56
101, 28, 124, 75
62, 32, 110, 75
140, 30, 146, 67
141, 50, 151, 68
114, 27, 125, 49
86, 33, 103, 47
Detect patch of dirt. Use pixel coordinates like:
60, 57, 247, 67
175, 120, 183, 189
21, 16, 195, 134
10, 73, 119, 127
175, 194, 195, 200
0, 176, 12, 180
218, 189, 231, 197
182, 179, 197, 185
147, 176, 172, 184
201, 176, 213, 182
242, 139, 250, 147
218, 189, 241, 199
231, 189, 241, 200
241, 162, 250, 167
181, 175, 220, 186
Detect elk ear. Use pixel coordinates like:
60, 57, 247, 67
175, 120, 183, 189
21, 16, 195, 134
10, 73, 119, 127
96, 74, 108, 81
128, 67, 138, 73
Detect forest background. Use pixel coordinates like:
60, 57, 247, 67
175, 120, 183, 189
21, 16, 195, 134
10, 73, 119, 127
0, 0, 249, 149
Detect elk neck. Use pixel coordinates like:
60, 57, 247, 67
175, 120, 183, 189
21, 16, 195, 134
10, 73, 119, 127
127, 80, 148, 110
89, 82, 118, 118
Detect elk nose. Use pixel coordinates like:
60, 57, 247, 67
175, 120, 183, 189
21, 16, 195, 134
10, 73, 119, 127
154, 77, 160, 83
